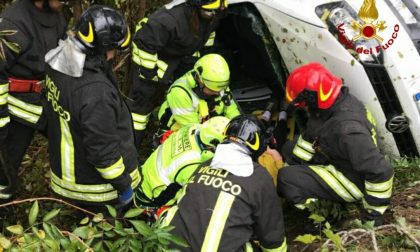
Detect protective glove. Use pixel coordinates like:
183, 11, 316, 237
361, 210, 384, 227
115, 187, 134, 210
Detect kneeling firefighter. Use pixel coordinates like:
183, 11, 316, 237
44, 6, 139, 212
158, 53, 241, 134
277, 62, 394, 226
135, 116, 230, 208
163, 114, 287, 251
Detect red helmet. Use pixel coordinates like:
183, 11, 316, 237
285, 62, 342, 109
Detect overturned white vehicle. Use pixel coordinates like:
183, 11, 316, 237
212, 0, 420, 157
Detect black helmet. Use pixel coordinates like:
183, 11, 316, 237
73, 5, 130, 54
186, 0, 228, 10
224, 114, 267, 159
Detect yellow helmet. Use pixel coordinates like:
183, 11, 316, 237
199, 116, 230, 148
187, 0, 228, 10
194, 54, 230, 92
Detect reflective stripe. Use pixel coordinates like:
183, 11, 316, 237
51, 183, 118, 202
0, 83, 8, 94
132, 47, 157, 69
297, 135, 315, 153
366, 187, 392, 199
324, 165, 363, 200
262, 239, 287, 252
156, 146, 201, 185
205, 32, 216, 47
60, 117, 75, 182
192, 51, 201, 57
132, 113, 149, 123
134, 18, 148, 32
171, 107, 195, 115
292, 145, 313, 161
0, 93, 8, 105
157, 60, 168, 79
8, 104, 40, 124
309, 165, 355, 202
8, 95, 42, 115
132, 113, 149, 131
362, 199, 388, 214
295, 198, 318, 210
51, 172, 114, 193
365, 176, 394, 192
244, 243, 253, 252
201, 191, 235, 252
96, 157, 125, 180
162, 205, 178, 226
366, 107, 378, 145
0, 116, 10, 127
134, 121, 147, 131
0, 192, 12, 199
51, 169, 140, 202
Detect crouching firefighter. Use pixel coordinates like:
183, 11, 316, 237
135, 116, 230, 209
44, 6, 139, 212
162, 115, 287, 252
0, 0, 67, 201
127, 0, 228, 150
277, 62, 394, 226
157, 53, 240, 137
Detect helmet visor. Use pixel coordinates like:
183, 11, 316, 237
201, 0, 228, 10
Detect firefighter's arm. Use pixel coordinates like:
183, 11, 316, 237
254, 166, 287, 252
167, 86, 201, 127
132, 14, 175, 82
339, 121, 394, 216
0, 18, 29, 143
78, 86, 132, 193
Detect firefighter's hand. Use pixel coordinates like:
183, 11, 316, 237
138, 66, 158, 82
361, 210, 385, 227
116, 187, 134, 210
265, 146, 283, 164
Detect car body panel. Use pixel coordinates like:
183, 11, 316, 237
229, 0, 420, 156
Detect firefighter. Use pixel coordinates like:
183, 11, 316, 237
277, 62, 394, 226
164, 115, 287, 252
0, 0, 67, 200
44, 6, 139, 212
128, 0, 228, 149
135, 116, 230, 208
158, 53, 240, 134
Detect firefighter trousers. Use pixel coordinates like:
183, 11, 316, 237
0, 119, 43, 199
277, 141, 364, 208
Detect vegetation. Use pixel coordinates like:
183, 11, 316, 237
0, 1, 419, 251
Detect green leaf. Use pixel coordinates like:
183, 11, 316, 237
309, 214, 325, 224
42, 208, 61, 222
129, 238, 142, 251
93, 240, 103, 251
325, 222, 331, 230
129, 220, 153, 237
72, 226, 90, 239
28, 200, 39, 226
7, 224, 23, 235
323, 229, 344, 250
123, 208, 144, 219
44, 238, 60, 251
97, 221, 113, 231
105, 205, 117, 218
166, 234, 189, 248
80, 217, 89, 225
294, 234, 321, 244
114, 228, 128, 236
0, 237, 11, 249
43, 223, 54, 238
92, 213, 104, 223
